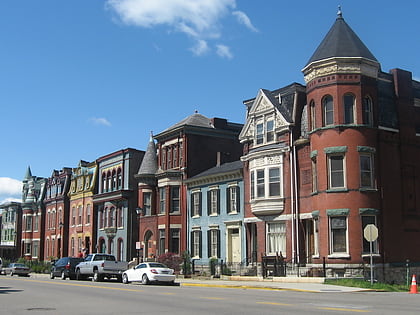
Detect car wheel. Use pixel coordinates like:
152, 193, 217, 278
93, 270, 103, 282
76, 269, 82, 281
50, 271, 55, 279
122, 274, 130, 284
61, 271, 66, 280
142, 274, 149, 285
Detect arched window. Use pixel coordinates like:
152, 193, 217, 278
117, 208, 123, 228
344, 93, 355, 124
99, 209, 103, 229
117, 169, 122, 189
107, 171, 112, 192
110, 207, 116, 227
363, 96, 373, 126
117, 238, 124, 261
102, 173, 107, 193
310, 100, 316, 130
99, 238, 106, 253
322, 95, 334, 126
112, 170, 116, 191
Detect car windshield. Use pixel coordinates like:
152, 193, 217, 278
148, 263, 167, 268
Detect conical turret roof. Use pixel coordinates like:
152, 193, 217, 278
137, 134, 158, 176
305, 9, 377, 67
24, 166, 32, 180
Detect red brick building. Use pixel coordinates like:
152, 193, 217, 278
240, 11, 420, 279
43, 168, 72, 260
135, 113, 243, 260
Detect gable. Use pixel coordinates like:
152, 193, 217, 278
239, 89, 290, 143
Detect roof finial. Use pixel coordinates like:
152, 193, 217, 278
337, 5, 343, 19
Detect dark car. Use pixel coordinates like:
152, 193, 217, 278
50, 257, 84, 280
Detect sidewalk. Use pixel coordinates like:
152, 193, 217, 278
176, 276, 371, 293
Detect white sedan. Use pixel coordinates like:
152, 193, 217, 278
122, 262, 176, 285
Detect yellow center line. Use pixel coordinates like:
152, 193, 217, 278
160, 292, 176, 295
257, 301, 292, 306
319, 307, 371, 313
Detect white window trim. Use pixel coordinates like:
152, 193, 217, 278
328, 216, 349, 256
327, 154, 346, 190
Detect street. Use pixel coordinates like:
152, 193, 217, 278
1, 275, 419, 314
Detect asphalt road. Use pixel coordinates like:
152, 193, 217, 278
1, 275, 419, 314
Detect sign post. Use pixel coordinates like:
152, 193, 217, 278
363, 224, 378, 285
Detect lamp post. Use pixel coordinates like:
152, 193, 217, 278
135, 207, 144, 263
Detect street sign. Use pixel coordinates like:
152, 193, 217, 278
364, 224, 378, 242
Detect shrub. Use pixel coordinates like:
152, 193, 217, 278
157, 252, 183, 272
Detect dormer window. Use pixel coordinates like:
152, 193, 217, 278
254, 117, 275, 145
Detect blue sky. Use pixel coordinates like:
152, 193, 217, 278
0, 0, 419, 205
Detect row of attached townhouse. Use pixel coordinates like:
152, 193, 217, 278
2, 11, 420, 282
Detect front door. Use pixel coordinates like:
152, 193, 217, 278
227, 228, 241, 263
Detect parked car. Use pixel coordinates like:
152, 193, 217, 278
122, 262, 176, 285
75, 253, 128, 282
3, 263, 30, 276
50, 257, 85, 280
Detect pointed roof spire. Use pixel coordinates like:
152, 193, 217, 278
337, 5, 343, 19
305, 7, 377, 67
137, 132, 158, 176
24, 166, 32, 180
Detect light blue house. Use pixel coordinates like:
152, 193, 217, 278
185, 160, 245, 274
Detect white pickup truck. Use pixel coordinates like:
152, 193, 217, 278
75, 253, 128, 282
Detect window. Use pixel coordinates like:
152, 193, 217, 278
159, 188, 166, 214
117, 208, 124, 228
110, 207, 116, 227
191, 230, 202, 258
328, 154, 345, 189
143, 192, 152, 216
118, 239, 124, 261
208, 229, 220, 258
362, 216, 378, 254
86, 204, 91, 224
32, 241, 39, 258
25, 242, 31, 255
170, 229, 179, 254
266, 222, 286, 255
250, 172, 255, 199
269, 168, 280, 196
310, 100, 316, 130
256, 122, 264, 144
323, 95, 334, 126
363, 96, 373, 126
256, 170, 265, 197
311, 158, 318, 193
170, 186, 180, 213
343, 94, 355, 124
102, 174, 107, 193
360, 154, 374, 188
251, 167, 282, 199
107, 171, 112, 192
330, 216, 347, 253
266, 120, 274, 142
71, 238, 75, 257
191, 191, 202, 217
227, 186, 240, 214
255, 118, 275, 145
112, 170, 116, 191
207, 189, 220, 215
25, 216, 32, 231
34, 215, 39, 231
99, 210, 104, 229
78, 206, 83, 225
167, 147, 172, 169
159, 229, 165, 255
117, 169, 122, 189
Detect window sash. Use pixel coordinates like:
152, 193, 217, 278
159, 188, 166, 214
256, 170, 265, 198
269, 168, 280, 196
170, 186, 180, 213
329, 155, 345, 188
267, 222, 286, 255
256, 123, 264, 144
210, 190, 218, 215
330, 216, 347, 253
363, 97, 373, 126
344, 94, 355, 124
323, 96, 334, 126
360, 154, 374, 188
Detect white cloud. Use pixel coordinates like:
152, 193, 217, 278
0, 177, 22, 195
190, 39, 210, 56
232, 11, 258, 32
106, 0, 257, 58
216, 44, 233, 59
90, 117, 112, 127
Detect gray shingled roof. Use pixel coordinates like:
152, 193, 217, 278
305, 13, 377, 66
189, 160, 243, 179
137, 136, 157, 176
158, 112, 214, 135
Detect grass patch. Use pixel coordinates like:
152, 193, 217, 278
325, 278, 408, 292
